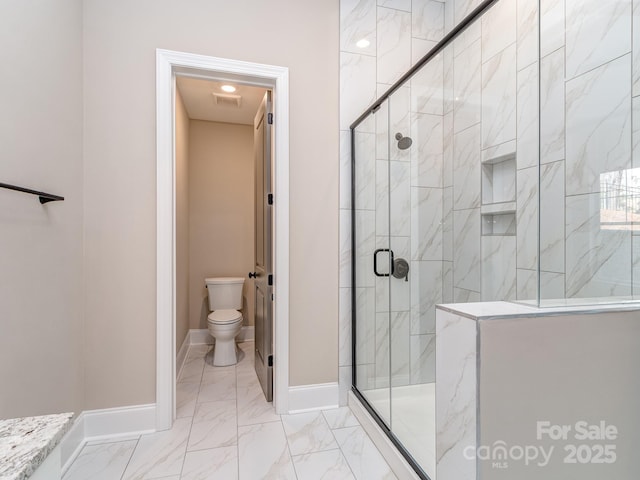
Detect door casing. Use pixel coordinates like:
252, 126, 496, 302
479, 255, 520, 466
156, 49, 290, 430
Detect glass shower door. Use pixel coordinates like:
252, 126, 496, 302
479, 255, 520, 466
353, 99, 391, 426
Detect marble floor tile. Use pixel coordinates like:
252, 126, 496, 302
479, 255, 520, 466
237, 380, 281, 426
179, 353, 206, 384
238, 421, 296, 480
62, 440, 137, 480
121, 417, 191, 480
198, 369, 236, 402
293, 449, 356, 480
65, 339, 395, 480
281, 411, 338, 456
188, 399, 237, 451
180, 446, 238, 480
176, 381, 199, 418
333, 426, 397, 480
322, 407, 360, 430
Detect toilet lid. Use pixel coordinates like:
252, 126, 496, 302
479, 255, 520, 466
208, 309, 242, 324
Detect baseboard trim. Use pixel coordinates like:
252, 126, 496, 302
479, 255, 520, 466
288, 382, 339, 413
83, 403, 157, 441
188, 327, 255, 345
348, 392, 421, 480
60, 403, 156, 474
60, 413, 85, 474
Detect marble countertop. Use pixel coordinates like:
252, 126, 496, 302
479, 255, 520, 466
0, 412, 74, 480
437, 300, 640, 321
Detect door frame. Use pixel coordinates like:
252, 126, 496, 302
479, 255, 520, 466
156, 49, 290, 430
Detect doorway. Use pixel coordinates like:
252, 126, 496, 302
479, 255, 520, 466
156, 49, 290, 431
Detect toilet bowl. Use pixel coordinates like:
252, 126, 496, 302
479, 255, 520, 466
205, 277, 245, 366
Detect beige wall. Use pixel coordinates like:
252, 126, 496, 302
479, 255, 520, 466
175, 89, 190, 352
0, 0, 84, 418
83, 0, 339, 408
188, 121, 255, 330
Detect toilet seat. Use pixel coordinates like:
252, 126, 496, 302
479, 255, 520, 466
208, 309, 242, 324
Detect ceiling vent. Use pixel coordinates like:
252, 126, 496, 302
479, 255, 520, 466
212, 93, 242, 108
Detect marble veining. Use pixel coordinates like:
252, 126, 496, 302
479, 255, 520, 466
541, 0, 565, 57
482, 44, 516, 148
453, 207, 481, 292
565, 54, 632, 196
539, 160, 565, 273
565, 193, 632, 298
516, 166, 538, 270
410, 261, 443, 335
480, 0, 516, 62
377, 7, 412, 85
411, 187, 443, 261
340, 52, 377, 130
340, 0, 377, 56
410, 113, 443, 188
540, 47, 565, 164
517, 0, 539, 70
332, 426, 397, 480
0, 413, 73, 480
435, 311, 477, 480
453, 38, 481, 133
410, 54, 444, 116
410, 334, 436, 384
516, 61, 539, 170
482, 235, 517, 301
565, 0, 631, 80
412, 0, 444, 41
452, 124, 481, 210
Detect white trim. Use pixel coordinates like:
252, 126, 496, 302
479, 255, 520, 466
60, 414, 85, 473
187, 327, 255, 346
60, 404, 156, 474
83, 404, 157, 441
238, 326, 255, 342
157, 49, 291, 428
288, 383, 339, 414
348, 392, 421, 480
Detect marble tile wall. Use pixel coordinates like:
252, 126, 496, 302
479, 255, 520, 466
344, 0, 639, 407
435, 308, 477, 480
341, 0, 447, 400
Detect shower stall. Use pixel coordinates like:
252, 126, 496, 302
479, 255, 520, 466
350, 0, 640, 478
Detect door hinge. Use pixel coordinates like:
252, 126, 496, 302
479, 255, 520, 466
267, 113, 274, 125
271, 293, 274, 301
267, 193, 274, 205
268, 274, 273, 286
268, 355, 273, 367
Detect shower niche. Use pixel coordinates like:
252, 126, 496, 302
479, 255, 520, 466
481, 145, 516, 236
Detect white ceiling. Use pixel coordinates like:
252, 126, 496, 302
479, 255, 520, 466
176, 76, 267, 126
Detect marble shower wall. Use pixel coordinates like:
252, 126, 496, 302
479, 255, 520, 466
342, 0, 640, 406
341, 0, 447, 400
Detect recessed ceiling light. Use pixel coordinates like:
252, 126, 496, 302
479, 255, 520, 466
356, 38, 370, 49
221, 85, 236, 93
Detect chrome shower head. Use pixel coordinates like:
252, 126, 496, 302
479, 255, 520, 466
395, 132, 412, 150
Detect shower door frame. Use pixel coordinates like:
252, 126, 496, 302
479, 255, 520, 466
349, 1, 500, 478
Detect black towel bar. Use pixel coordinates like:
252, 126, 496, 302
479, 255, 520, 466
0, 182, 64, 204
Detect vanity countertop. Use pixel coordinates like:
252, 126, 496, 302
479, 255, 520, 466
0, 412, 74, 480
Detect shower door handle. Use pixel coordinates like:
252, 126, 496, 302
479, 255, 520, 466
373, 248, 394, 277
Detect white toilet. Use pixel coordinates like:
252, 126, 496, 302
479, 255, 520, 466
205, 276, 245, 366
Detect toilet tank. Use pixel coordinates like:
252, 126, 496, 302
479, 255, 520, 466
205, 277, 245, 311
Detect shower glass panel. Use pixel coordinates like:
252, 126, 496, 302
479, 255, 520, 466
353, 99, 391, 426
536, 0, 638, 306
